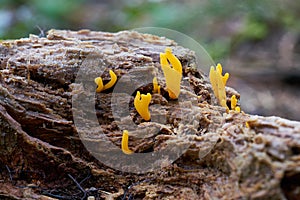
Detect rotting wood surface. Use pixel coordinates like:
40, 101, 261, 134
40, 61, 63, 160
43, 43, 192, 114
0, 29, 300, 200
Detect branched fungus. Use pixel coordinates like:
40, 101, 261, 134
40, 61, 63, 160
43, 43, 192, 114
160, 47, 182, 99
95, 70, 117, 92
121, 130, 133, 155
134, 91, 151, 121
210, 64, 242, 112
209, 63, 229, 109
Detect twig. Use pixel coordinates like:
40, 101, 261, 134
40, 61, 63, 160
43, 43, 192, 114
5, 165, 13, 182
79, 173, 91, 185
68, 174, 87, 200
35, 25, 45, 38
42, 190, 72, 200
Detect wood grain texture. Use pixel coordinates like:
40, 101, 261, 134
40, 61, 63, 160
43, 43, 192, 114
0, 29, 299, 199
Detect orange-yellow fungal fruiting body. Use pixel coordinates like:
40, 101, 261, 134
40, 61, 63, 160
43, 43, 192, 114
95, 70, 117, 92
210, 64, 242, 112
121, 130, 133, 155
153, 77, 161, 94
94, 77, 104, 92
245, 122, 250, 128
209, 63, 229, 109
231, 95, 241, 112
134, 91, 152, 121
160, 47, 182, 99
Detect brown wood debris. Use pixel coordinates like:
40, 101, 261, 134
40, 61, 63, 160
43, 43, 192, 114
0, 29, 300, 199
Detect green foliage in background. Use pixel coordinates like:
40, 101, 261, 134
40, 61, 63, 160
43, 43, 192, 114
0, 0, 299, 61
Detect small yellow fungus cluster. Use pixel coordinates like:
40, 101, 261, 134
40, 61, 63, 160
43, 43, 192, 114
160, 47, 182, 99
121, 130, 133, 155
209, 63, 229, 109
95, 70, 117, 92
133, 48, 182, 122
120, 48, 184, 154
134, 91, 152, 121
209, 63, 240, 112
231, 95, 241, 112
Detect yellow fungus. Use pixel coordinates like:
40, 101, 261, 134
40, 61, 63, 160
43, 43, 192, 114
153, 77, 161, 94
231, 95, 237, 109
121, 130, 133, 155
134, 91, 151, 121
209, 63, 229, 109
103, 70, 117, 90
245, 122, 250, 128
210, 64, 243, 113
160, 47, 182, 99
230, 95, 241, 112
94, 77, 104, 92
95, 70, 117, 92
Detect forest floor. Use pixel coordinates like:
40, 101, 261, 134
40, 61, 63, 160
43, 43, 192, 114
227, 29, 300, 121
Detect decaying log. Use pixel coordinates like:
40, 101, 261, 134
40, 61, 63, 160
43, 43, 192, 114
0, 29, 300, 200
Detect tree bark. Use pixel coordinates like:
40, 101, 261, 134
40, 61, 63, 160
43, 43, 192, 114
0, 29, 299, 200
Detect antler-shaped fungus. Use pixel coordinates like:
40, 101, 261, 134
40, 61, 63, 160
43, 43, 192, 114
160, 47, 182, 99
134, 91, 151, 121
209, 63, 229, 109
95, 70, 117, 92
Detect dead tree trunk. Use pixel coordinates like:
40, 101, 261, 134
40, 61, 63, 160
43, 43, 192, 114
0, 29, 300, 200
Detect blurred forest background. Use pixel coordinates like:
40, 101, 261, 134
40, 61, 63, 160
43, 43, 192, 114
0, 0, 299, 120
